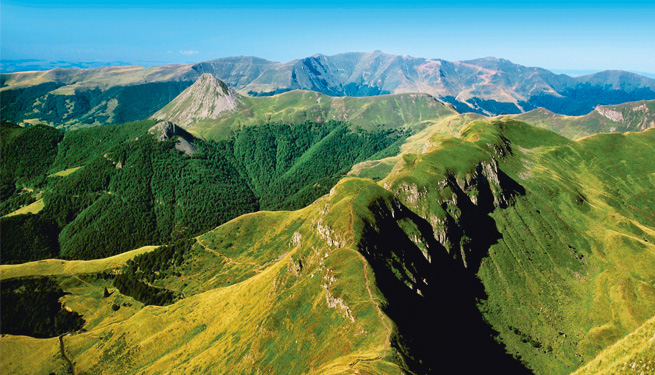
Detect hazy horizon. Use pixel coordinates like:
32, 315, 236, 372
1, 54, 654, 79
2, 0, 654, 73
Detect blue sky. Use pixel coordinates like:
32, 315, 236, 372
2, 0, 654, 73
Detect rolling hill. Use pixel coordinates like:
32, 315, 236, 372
2, 117, 654, 374
3, 51, 655, 129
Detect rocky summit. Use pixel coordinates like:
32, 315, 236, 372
152, 73, 240, 127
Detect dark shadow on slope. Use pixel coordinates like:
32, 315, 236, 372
357, 171, 530, 374
440, 166, 526, 273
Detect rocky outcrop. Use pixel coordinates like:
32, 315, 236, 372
596, 106, 624, 122
148, 120, 197, 155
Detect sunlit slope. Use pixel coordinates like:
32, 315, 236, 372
2, 120, 654, 374
572, 314, 655, 375
1, 180, 415, 374
0, 245, 157, 280
380, 120, 655, 374
348, 112, 485, 180
187, 90, 457, 140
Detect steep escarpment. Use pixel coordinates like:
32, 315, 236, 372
352, 188, 531, 374
378, 120, 655, 374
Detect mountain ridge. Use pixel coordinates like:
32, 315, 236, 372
2, 119, 654, 374
3, 51, 655, 129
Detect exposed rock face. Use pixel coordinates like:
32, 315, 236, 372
596, 106, 624, 122
147, 120, 197, 155
148, 120, 182, 140
152, 73, 239, 127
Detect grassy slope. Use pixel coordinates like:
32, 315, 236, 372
2, 198, 44, 217
0, 336, 65, 375
48, 166, 83, 177
188, 90, 457, 141
2, 119, 654, 374
571, 314, 655, 375
1, 180, 408, 375
381, 120, 655, 374
0, 246, 157, 280
348, 112, 485, 180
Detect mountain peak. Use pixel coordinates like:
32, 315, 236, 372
152, 73, 239, 127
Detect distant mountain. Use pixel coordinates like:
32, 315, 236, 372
151, 79, 458, 140
2, 51, 655, 128
510, 100, 655, 139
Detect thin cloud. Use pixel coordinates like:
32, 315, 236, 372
179, 50, 199, 55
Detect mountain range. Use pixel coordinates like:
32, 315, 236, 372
2, 51, 655, 375
2, 51, 655, 129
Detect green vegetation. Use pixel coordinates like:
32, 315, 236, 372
113, 274, 179, 306
0, 122, 63, 216
0, 81, 192, 130
0, 277, 85, 338
0, 211, 61, 263
50, 118, 156, 171
230, 121, 406, 209
1, 118, 404, 262
44, 133, 257, 259
380, 120, 655, 374
112, 240, 193, 306
188, 90, 456, 140
2, 104, 655, 375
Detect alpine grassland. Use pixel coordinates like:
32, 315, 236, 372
2, 114, 654, 374
379, 119, 655, 374
186, 90, 457, 141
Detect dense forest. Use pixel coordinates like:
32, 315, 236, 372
1, 120, 405, 262
0, 122, 64, 216
0, 277, 85, 338
231, 121, 405, 209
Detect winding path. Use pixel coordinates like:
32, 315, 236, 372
59, 334, 75, 375
346, 185, 393, 367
